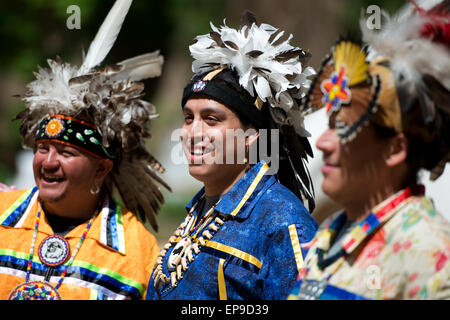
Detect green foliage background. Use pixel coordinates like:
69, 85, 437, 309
0, 0, 405, 241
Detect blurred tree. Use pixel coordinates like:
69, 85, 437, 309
340, 0, 405, 36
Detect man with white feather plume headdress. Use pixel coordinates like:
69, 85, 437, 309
146, 11, 318, 300
0, 0, 169, 300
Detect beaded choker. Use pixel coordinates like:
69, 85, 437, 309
152, 195, 226, 293
8, 201, 99, 300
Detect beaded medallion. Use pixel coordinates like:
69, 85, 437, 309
8, 200, 100, 300
9, 281, 61, 300
38, 235, 71, 267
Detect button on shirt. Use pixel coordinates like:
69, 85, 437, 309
146, 161, 318, 300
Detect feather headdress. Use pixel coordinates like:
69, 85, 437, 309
304, 39, 385, 143
15, 0, 170, 230
184, 12, 317, 211
360, 0, 450, 179
189, 12, 316, 138
306, 0, 450, 180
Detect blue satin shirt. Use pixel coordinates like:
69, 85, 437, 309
146, 161, 318, 300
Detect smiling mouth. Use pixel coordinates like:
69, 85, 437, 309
189, 145, 215, 157
320, 159, 341, 175
324, 162, 340, 168
41, 173, 65, 183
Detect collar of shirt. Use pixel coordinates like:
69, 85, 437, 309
0, 186, 126, 255
185, 161, 274, 220
314, 185, 425, 255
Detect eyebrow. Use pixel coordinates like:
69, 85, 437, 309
38, 141, 81, 153
183, 106, 227, 117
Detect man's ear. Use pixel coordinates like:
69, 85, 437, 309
95, 158, 114, 182
386, 133, 408, 167
245, 125, 259, 148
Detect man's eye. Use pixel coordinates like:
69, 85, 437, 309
206, 116, 218, 122
37, 145, 48, 152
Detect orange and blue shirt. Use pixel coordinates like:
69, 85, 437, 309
288, 186, 450, 300
0, 187, 159, 300
146, 161, 318, 300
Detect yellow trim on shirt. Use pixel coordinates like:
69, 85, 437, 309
218, 258, 227, 300
230, 163, 269, 217
288, 224, 304, 273
205, 240, 263, 269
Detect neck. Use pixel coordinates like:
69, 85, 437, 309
344, 185, 399, 223
41, 194, 101, 220
204, 164, 248, 197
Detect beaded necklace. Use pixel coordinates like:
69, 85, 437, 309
152, 195, 226, 292
9, 200, 99, 300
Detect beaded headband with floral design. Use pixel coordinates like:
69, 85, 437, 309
304, 39, 396, 144
35, 114, 116, 159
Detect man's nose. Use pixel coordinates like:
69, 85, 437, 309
42, 147, 60, 169
316, 128, 338, 153
190, 119, 206, 144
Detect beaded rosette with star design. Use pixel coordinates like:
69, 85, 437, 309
9, 281, 61, 300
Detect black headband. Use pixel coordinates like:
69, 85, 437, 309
182, 75, 266, 129
35, 114, 116, 159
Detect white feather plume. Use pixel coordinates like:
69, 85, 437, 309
189, 19, 315, 137
113, 51, 164, 81
79, 0, 133, 74
361, 0, 450, 94
360, 0, 450, 180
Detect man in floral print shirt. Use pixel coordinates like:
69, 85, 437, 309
288, 185, 449, 299
288, 1, 450, 300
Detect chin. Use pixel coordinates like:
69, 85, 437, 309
321, 179, 343, 203
188, 163, 215, 183
185, 150, 221, 180
38, 189, 66, 204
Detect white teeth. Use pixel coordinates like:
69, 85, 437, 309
191, 145, 214, 156
42, 174, 64, 181
192, 146, 204, 156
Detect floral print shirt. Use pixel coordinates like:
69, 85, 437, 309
288, 186, 450, 300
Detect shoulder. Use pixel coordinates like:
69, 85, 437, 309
382, 195, 450, 260
0, 188, 33, 214
115, 201, 158, 247
382, 196, 450, 298
390, 196, 450, 240
254, 179, 318, 237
